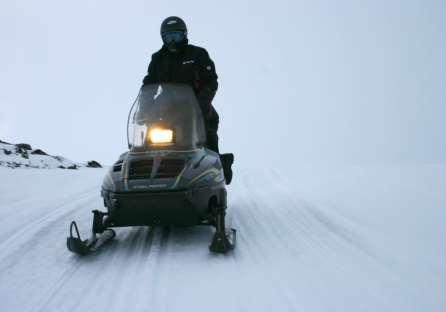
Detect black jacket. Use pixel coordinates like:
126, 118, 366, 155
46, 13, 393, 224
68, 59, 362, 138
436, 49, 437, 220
143, 44, 218, 116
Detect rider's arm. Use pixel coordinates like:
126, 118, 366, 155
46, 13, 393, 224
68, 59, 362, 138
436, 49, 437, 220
142, 54, 157, 85
196, 49, 218, 115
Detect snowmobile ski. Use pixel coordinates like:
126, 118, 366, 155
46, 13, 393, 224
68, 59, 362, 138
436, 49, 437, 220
67, 221, 115, 256
209, 202, 236, 253
209, 228, 236, 253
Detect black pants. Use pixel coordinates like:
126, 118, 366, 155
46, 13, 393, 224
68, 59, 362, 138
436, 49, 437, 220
205, 106, 219, 154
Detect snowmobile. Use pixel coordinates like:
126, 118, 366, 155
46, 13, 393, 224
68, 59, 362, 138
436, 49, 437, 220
67, 83, 235, 255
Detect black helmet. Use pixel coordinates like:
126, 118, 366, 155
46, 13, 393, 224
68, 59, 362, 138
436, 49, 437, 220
160, 16, 188, 52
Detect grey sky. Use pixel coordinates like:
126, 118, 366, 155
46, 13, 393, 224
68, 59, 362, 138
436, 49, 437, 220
1, 0, 445, 166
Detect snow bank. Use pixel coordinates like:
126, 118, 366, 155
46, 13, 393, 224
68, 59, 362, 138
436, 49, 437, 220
0, 141, 101, 169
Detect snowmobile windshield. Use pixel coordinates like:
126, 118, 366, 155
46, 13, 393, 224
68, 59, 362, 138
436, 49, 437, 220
128, 83, 206, 152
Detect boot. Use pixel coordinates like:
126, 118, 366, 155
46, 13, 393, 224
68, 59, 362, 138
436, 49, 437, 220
219, 153, 234, 185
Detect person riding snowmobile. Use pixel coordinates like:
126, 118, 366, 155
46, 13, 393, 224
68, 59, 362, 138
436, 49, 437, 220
143, 16, 220, 154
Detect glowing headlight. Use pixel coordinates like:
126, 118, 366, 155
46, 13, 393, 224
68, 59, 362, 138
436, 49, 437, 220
148, 127, 174, 144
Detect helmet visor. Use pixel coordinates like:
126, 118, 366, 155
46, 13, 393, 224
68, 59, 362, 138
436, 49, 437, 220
162, 31, 185, 44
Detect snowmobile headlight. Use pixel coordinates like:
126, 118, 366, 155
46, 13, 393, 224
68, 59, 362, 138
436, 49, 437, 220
148, 127, 174, 145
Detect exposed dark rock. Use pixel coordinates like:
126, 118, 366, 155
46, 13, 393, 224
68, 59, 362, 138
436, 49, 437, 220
16, 143, 32, 150
15, 146, 29, 159
67, 164, 78, 170
31, 149, 48, 156
2, 161, 21, 168
3, 149, 12, 155
58, 165, 66, 169
86, 160, 102, 168
0, 140, 12, 145
52, 156, 65, 162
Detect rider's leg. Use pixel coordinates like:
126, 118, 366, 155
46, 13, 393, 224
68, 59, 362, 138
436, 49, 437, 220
205, 106, 220, 153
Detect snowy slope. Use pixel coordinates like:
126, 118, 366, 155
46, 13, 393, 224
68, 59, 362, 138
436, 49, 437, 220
0, 165, 445, 312
0, 141, 101, 169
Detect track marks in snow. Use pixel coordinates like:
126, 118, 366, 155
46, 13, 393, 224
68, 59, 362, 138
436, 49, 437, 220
266, 169, 374, 256
2, 168, 442, 312
32, 226, 157, 312
231, 170, 411, 311
0, 190, 97, 265
270, 169, 430, 311
31, 258, 83, 312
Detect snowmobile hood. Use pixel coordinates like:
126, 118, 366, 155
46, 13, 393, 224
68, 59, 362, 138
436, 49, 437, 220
102, 148, 224, 193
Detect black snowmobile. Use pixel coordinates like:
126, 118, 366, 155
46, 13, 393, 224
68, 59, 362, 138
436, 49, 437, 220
67, 83, 235, 255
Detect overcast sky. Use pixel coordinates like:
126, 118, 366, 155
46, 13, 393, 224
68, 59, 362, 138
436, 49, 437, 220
1, 0, 445, 167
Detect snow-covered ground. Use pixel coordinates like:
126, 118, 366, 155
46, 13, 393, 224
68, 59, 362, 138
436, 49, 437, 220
0, 165, 445, 312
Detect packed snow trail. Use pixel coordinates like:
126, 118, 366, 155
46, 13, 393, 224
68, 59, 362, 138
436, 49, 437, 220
0, 166, 445, 312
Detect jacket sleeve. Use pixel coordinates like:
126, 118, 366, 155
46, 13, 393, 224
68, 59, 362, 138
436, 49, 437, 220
196, 49, 218, 115
142, 54, 157, 85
